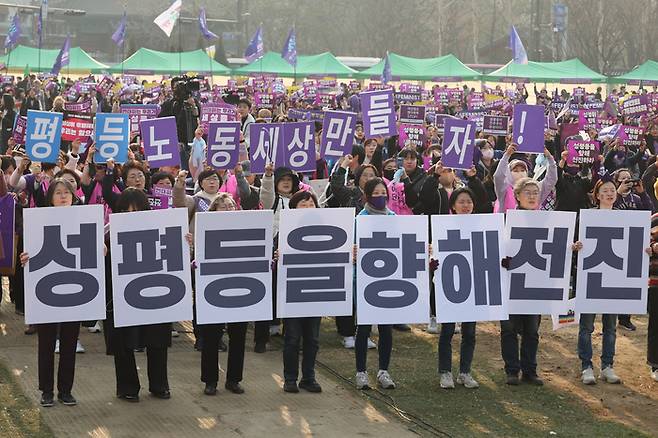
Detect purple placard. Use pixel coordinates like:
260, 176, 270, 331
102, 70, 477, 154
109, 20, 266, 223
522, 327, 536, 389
207, 121, 241, 170
434, 114, 457, 133
394, 92, 422, 104
398, 124, 426, 149
321, 110, 357, 159
512, 104, 545, 154
578, 109, 598, 130
398, 105, 426, 124
360, 89, 396, 137
441, 118, 477, 170
254, 92, 275, 108
619, 125, 645, 148
567, 140, 600, 165
467, 92, 485, 111
96, 76, 115, 97
121, 104, 161, 134
140, 116, 181, 168
282, 121, 316, 173
249, 123, 284, 174
0, 195, 15, 271
64, 99, 92, 113
315, 93, 336, 107
482, 115, 509, 136
621, 95, 650, 117
200, 103, 238, 134
148, 195, 170, 210
12, 115, 27, 144
399, 83, 422, 93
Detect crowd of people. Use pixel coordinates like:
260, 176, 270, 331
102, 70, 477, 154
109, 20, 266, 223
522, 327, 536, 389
0, 71, 657, 409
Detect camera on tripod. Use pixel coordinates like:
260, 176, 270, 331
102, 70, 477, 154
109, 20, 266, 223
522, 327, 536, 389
172, 75, 201, 101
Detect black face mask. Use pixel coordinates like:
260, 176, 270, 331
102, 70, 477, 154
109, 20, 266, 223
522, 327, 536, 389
383, 169, 396, 181
564, 166, 580, 176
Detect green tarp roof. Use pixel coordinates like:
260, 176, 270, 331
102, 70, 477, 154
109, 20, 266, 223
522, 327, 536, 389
354, 53, 482, 81
233, 52, 357, 78
611, 60, 658, 84
108, 48, 231, 75
3, 45, 108, 73
484, 59, 607, 83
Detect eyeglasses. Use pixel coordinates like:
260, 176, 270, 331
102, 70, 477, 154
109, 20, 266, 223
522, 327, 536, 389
127, 173, 144, 180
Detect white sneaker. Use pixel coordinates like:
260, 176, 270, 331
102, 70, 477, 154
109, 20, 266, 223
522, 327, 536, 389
426, 317, 439, 334
377, 370, 396, 389
651, 369, 658, 382
439, 372, 455, 389
76, 340, 85, 354
367, 338, 377, 349
454, 323, 461, 334
343, 336, 355, 349
457, 372, 479, 389
581, 367, 596, 385
87, 321, 101, 333
356, 371, 370, 390
269, 325, 281, 336
54, 339, 60, 354
600, 367, 621, 384
171, 329, 179, 338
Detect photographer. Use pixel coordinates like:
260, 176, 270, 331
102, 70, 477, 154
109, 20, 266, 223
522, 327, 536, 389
160, 77, 201, 172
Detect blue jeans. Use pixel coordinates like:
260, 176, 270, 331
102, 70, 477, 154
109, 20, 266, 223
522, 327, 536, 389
500, 315, 541, 376
355, 325, 392, 372
283, 317, 321, 383
577, 314, 617, 370
438, 322, 476, 374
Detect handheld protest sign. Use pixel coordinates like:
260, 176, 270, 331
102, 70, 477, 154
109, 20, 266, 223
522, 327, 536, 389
321, 110, 356, 159
120, 104, 161, 134
282, 121, 316, 173
441, 118, 477, 170
356, 215, 430, 325
575, 209, 650, 315
94, 113, 130, 163
432, 213, 508, 323
277, 207, 355, 318
140, 116, 181, 168
25, 110, 63, 163
195, 210, 274, 324
207, 121, 241, 170
249, 123, 283, 174
23, 205, 106, 324
360, 89, 396, 137
512, 104, 545, 154
110, 208, 193, 327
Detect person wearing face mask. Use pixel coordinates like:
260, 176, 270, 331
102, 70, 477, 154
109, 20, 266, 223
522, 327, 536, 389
381, 158, 398, 182
493, 144, 557, 213
354, 178, 397, 391
604, 139, 644, 176
475, 139, 497, 181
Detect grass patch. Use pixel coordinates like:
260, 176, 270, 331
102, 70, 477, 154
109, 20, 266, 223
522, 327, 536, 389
0, 360, 54, 438
301, 320, 649, 438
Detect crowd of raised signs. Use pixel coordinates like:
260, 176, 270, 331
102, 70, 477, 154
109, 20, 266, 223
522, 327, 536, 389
1, 70, 658, 407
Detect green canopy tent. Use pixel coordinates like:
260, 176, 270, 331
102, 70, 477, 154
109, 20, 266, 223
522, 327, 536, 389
484, 59, 607, 84
611, 60, 658, 85
232, 51, 357, 78
354, 53, 482, 81
108, 48, 231, 75
3, 45, 108, 73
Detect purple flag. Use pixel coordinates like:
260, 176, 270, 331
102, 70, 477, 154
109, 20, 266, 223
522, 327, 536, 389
509, 25, 528, 64
321, 110, 356, 159
198, 7, 218, 40
4, 14, 21, 49
140, 116, 180, 168
0, 195, 15, 272
512, 104, 545, 154
244, 25, 264, 63
441, 118, 477, 170
51, 35, 70, 76
250, 123, 283, 173
282, 121, 316, 173
381, 52, 392, 84
112, 11, 127, 47
207, 121, 240, 170
281, 27, 297, 67
360, 89, 396, 137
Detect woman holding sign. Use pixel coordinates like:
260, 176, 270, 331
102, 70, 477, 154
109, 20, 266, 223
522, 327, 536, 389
20, 179, 83, 407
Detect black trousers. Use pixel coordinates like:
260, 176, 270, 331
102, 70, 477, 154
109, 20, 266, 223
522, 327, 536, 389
335, 315, 355, 337
9, 237, 24, 313
648, 287, 658, 368
38, 322, 80, 394
201, 322, 247, 384
114, 346, 169, 396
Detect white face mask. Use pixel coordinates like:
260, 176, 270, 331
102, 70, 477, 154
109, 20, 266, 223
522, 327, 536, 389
511, 170, 528, 182
482, 149, 494, 160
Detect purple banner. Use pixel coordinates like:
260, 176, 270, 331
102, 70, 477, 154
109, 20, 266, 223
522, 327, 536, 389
12, 115, 27, 144
140, 116, 181, 168
0, 195, 15, 272
398, 124, 426, 149
121, 104, 161, 134
64, 99, 92, 113
621, 95, 650, 117
482, 115, 509, 136
399, 105, 426, 124
567, 140, 600, 165
512, 104, 545, 154
321, 111, 357, 159
360, 89, 396, 137
207, 121, 241, 170
200, 103, 238, 134
441, 118, 477, 170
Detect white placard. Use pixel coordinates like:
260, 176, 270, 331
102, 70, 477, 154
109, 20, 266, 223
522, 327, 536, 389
195, 210, 274, 324
277, 207, 355, 318
432, 213, 509, 323
356, 215, 429, 325
110, 208, 193, 327
24, 205, 106, 324
575, 209, 650, 315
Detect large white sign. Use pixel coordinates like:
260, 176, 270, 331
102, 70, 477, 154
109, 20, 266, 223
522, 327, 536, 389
575, 209, 650, 315
432, 213, 508, 323
195, 210, 274, 324
356, 215, 429, 325
110, 208, 193, 327
505, 210, 576, 315
277, 207, 355, 318
24, 205, 106, 324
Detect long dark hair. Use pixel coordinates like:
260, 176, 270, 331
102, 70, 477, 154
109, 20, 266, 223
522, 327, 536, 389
115, 187, 151, 213
448, 187, 477, 213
